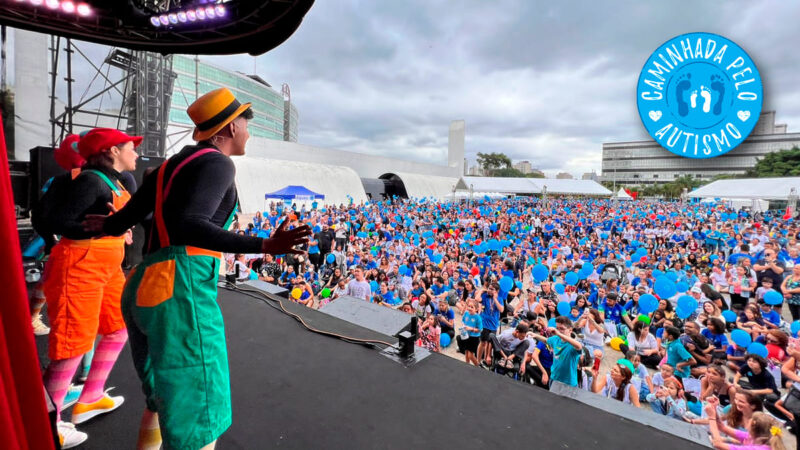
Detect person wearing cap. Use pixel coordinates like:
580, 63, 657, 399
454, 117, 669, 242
83, 88, 311, 450
40, 128, 141, 448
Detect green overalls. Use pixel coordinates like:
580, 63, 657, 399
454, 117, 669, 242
121, 150, 235, 449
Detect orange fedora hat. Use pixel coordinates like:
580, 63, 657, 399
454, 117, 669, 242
187, 87, 252, 141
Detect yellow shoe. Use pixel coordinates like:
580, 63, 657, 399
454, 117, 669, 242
71, 390, 124, 424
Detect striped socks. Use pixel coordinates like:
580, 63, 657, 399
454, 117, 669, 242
43, 355, 82, 421
79, 328, 128, 403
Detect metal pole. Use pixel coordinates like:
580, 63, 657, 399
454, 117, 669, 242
49, 36, 61, 147
194, 55, 199, 98
0, 26, 6, 91
65, 38, 74, 133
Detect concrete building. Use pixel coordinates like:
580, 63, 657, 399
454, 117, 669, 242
513, 160, 533, 174
556, 172, 574, 179
601, 111, 800, 185
582, 171, 599, 181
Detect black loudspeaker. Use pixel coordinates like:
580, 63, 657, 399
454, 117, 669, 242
9, 160, 30, 216
131, 155, 165, 188
29, 147, 66, 205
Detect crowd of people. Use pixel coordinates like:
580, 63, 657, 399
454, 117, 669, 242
230, 196, 800, 449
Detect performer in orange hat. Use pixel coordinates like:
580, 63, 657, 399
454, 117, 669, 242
84, 88, 311, 450
41, 128, 140, 448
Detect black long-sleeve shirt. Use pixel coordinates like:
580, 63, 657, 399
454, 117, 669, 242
103, 144, 263, 255
47, 165, 136, 240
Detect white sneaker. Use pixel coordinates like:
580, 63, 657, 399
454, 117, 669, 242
604, 336, 612, 345
57, 421, 88, 449
31, 314, 50, 336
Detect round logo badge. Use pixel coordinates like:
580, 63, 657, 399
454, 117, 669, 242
637, 32, 762, 159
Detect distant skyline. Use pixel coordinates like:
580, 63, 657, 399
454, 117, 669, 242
7, 1, 800, 177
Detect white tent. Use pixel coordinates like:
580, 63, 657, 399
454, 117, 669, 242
232, 156, 368, 214
455, 176, 611, 196
689, 177, 800, 200
613, 188, 633, 200
390, 172, 459, 200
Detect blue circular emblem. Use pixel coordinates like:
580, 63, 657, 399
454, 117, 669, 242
637, 32, 762, 159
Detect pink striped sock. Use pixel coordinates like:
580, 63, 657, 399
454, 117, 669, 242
43, 355, 82, 421
79, 328, 128, 403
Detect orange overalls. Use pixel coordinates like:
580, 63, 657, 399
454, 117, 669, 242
44, 169, 131, 360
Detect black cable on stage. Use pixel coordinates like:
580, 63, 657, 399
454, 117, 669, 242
219, 281, 394, 350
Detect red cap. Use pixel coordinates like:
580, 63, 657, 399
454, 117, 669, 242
77, 128, 143, 159
54, 134, 85, 170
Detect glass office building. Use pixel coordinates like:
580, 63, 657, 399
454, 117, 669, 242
168, 55, 297, 142
601, 111, 800, 185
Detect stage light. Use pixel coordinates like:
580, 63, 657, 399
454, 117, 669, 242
205, 6, 216, 18
215, 5, 226, 16
196, 7, 206, 20
186, 10, 197, 21
150, 16, 161, 26
75, 2, 90, 16
177, 11, 187, 23
29, 0, 44, 6
168, 12, 178, 24
61, 0, 75, 13
159, 15, 169, 25
45, 0, 60, 9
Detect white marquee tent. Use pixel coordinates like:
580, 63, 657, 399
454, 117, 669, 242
456, 176, 611, 196
689, 177, 800, 200
612, 188, 634, 200
232, 156, 368, 214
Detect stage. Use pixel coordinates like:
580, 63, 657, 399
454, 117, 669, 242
36, 285, 707, 449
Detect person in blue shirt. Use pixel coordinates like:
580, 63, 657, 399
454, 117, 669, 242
478, 283, 504, 367
727, 243, 754, 265
434, 299, 456, 340
523, 334, 554, 389
536, 316, 583, 387
599, 293, 629, 336
758, 300, 781, 329
456, 299, 483, 366
663, 326, 696, 379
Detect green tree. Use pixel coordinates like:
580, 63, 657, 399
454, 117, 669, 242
525, 171, 545, 178
746, 147, 800, 177
493, 167, 525, 177
476, 152, 512, 176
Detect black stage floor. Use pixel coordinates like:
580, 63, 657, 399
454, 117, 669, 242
36, 286, 707, 449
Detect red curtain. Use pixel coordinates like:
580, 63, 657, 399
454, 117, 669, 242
0, 112, 55, 449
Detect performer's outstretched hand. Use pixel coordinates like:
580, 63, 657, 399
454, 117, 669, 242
262, 217, 312, 255
82, 202, 117, 233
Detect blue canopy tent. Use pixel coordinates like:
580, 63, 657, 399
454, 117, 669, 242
265, 185, 325, 201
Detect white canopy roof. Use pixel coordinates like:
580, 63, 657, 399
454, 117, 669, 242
391, 172, 459, 200
689, 177, 800, 200
613, 187, 634, 200
232, 156, 367, 213
456, 176, 611, 196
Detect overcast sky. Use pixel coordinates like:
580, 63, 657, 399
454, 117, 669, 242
10, 1, 800, 177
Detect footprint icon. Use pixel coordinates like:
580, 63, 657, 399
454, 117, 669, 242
675, 73, 692, 117
700, 85, 712, 113
709, 74, 725, 115
690, 90, 698, 109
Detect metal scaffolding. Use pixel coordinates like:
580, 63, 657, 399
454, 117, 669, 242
49, 40, 175, 157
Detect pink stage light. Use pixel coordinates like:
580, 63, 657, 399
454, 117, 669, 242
150, 16, 161, 26
75, 2, 91, 16
168, 13, 178, 24
45, 0, 60, 9
186, 10, 197, 21
61, 0, 75, 13
214, 5, 226, 16
158, 15, 169, 25
205, 6, 216, 18
29, 0, 44, 6
195, 7, 206, 20
177, 11, 187, 23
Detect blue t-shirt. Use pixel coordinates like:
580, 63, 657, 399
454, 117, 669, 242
462, 312, 483, 337
431, 284, 448, 297
600, 301, 626, 324
547, 335, 581, 387
700, 328, 729, 350
480, 292, 501, 331
665, 340, 693, 378
535, 341, 553, 370
761, 309, 781, 327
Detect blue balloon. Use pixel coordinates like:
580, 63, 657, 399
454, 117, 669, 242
580, 263, 594, 275
764, 290, 783, 306
532, 264, 549, 283
747, 342, 768, 358
666, 271, 678, 282
433, 254, 443, 264
554, 283, 566, 295
369, 280, 379, 292
440, 333, 451, 348
721, 310, 737, 323
625, 259, 633, 268
426, 237, 434, 246
326, 254, 336, 264
676, 306, 693, 320
792, 321, 800, 337
548, 318, 557, 328
557, 301, 572, 316
499, 276, 514, 292
652, 269, 664, 278
730, 329, 752, 348
399, 265, 409, 276
674, 296, 695, 314
565, 271, 579, 286
654, 276, 677, 299
639, 294, 658, 314
676, 281, 689, 293
515, 280, 524, 289
601, 233, 609, 239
